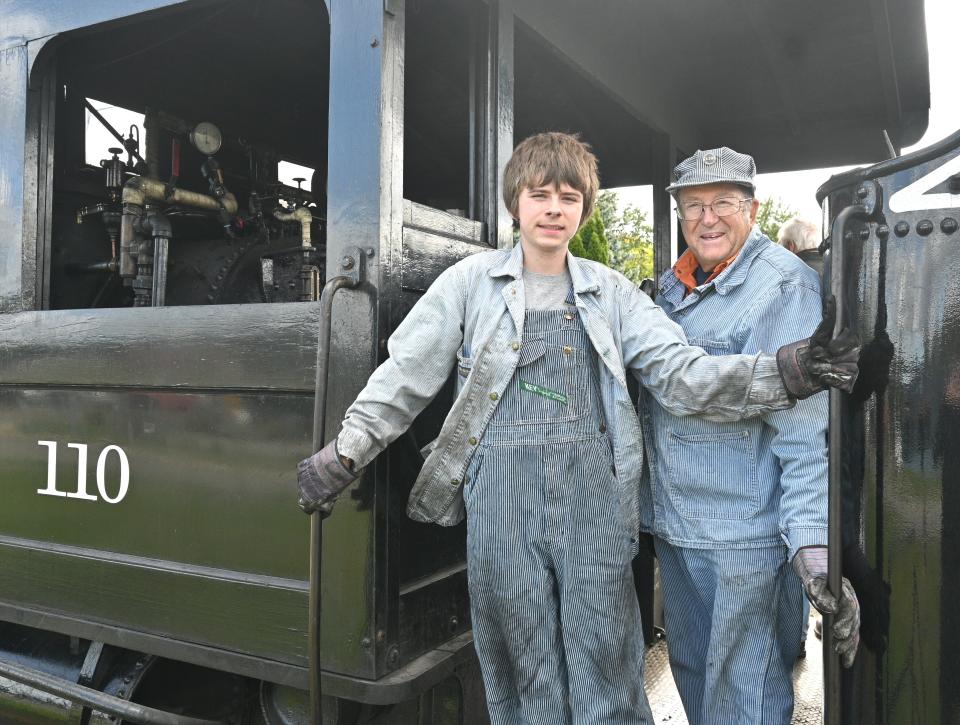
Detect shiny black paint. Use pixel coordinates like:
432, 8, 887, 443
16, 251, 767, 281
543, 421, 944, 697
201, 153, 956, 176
822, 129, 960, 724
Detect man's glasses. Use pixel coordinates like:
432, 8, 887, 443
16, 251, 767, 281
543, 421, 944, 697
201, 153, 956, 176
675, 196, 753, 221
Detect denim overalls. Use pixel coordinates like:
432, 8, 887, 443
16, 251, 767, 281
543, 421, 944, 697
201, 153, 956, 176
463, 303, 654, 725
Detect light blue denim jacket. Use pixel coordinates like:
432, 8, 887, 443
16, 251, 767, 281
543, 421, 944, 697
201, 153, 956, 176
337, 243, 793, 551
641, 229, 828, 559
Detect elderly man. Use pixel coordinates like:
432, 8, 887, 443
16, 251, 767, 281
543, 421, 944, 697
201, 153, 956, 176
778, 216, 824, 277
639, 148, 860, 724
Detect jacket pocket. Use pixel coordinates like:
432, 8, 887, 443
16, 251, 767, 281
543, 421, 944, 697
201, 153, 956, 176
666, 429, 759, 520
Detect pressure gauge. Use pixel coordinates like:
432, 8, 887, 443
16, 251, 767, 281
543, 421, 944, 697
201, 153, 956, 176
189, 121, 222, 155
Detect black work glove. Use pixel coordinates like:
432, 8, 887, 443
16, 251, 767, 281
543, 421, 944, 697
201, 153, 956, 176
639, 278, 657, 300
793, 546, 860, 667
776, 296, 860, 399
297, 439, 357, 517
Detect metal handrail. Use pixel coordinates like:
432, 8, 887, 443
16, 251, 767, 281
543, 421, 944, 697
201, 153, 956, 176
824, 184, 877, 725
0, 658, 222, 725
308, 252, 364, 724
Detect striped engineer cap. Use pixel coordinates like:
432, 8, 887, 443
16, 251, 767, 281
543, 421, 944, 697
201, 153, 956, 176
665, 147, 757, 195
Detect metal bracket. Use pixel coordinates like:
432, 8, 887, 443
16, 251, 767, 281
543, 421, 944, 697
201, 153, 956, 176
337, 246, 365, 287
855, 179, 882, 218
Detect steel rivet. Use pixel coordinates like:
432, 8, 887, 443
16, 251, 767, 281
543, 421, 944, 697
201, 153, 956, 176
449, 616, 459, 631
360, 637, 372, 649
894, 221, 910, 237
342, 256, 355, 269
917, 220, 934, 236
376, 630, 386, 643
876, 224, 890, 240
365, 247, 375, 257
387, 646, 400, 668
941, 218, 958, 235
857, 185, 870, 199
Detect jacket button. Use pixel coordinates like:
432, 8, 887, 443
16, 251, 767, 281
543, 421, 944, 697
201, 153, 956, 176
450, 478, 460, 487
564, 313, 574, 320
469, 437, 477, 445
489, 392, 499, 401
562, 345, 572, 355
599, 424, 607, 433
511, 342, 520, 351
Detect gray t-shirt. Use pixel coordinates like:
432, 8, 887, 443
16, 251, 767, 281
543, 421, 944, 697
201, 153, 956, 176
523, 269, 572, 310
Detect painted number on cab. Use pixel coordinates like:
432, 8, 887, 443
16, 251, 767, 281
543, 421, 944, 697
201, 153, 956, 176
889, 153, 960, 212
37, 441, 130, 504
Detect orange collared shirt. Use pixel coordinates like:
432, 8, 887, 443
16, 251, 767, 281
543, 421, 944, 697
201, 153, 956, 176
673, 249, 741, 295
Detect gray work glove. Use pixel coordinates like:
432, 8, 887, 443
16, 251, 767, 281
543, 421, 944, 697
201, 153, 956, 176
793, 546, 860, 667
776, 296, 860, 399
297, 439, 357, 517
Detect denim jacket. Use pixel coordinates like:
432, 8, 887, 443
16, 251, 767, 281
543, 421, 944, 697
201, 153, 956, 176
641, 229, 828, 559
336, 243, 792, 550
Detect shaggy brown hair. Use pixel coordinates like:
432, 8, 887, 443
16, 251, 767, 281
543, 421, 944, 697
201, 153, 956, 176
502, 132, 600, 227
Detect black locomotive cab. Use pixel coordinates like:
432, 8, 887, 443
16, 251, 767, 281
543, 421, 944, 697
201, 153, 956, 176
0, 0, 936, 722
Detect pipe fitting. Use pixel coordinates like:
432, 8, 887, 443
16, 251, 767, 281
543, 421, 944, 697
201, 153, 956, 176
273, 206, 314, 249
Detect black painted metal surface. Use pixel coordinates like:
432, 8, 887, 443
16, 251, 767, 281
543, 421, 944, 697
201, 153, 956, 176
820, 129, 960, 724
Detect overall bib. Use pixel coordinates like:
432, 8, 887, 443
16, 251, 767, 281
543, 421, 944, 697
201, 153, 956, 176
464, 307, 654, 725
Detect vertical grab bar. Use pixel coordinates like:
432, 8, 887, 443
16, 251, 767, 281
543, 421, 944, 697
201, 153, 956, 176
824, 184, 877, 725
308, 250, 364, 724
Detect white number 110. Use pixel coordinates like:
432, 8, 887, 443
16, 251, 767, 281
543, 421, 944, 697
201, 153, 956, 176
37, 441, 130, 504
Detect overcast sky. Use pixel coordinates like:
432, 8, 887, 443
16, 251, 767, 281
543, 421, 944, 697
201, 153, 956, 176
613, 0, 958, 227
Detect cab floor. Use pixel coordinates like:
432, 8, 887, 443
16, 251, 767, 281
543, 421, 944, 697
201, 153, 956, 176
644, 614, 823, 724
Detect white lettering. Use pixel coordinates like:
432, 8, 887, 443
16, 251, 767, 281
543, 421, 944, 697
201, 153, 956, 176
37, 440, 130, 504
96, 445, 129, 504
65, 443, 98, 501
37, 441, 66, 497
889, 154, 960, 212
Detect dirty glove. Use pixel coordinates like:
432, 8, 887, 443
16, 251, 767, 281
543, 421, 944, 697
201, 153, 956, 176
776, 296, 860, 399
793, 546, 860, 667
639, 278, 657, 300
297, 439, 357, 517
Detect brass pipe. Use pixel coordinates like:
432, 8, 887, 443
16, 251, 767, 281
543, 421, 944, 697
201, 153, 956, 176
273, 206, 314, 249
123, 176, 238, 215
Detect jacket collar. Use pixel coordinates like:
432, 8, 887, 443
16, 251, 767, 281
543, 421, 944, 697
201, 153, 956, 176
488, 242, 601, 295
658, 227, 771, 298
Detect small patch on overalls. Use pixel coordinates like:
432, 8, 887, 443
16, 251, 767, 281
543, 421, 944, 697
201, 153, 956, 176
519, 379, 567, 404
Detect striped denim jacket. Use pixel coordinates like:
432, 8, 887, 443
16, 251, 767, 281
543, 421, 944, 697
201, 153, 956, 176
642, 229, 828, 559
336, 243, 793, 548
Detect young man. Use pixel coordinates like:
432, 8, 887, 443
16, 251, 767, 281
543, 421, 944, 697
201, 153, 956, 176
298, 133, 857, 724
641, 147, 860, 725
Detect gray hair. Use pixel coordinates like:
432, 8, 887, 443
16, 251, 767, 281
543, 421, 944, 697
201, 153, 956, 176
777, 217, 820, 253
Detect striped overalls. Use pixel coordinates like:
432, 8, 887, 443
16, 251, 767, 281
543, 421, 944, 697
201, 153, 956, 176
464, 306, 654, 725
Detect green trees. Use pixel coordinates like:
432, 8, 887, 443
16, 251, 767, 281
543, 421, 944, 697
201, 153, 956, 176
594, 190, 654, 283
568, 209, 609, 264
755, 197, 798, 243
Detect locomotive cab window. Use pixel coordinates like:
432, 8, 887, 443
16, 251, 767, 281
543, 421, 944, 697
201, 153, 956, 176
36, 0, 331, 310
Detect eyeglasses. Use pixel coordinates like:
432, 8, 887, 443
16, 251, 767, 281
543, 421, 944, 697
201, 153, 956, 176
675, 196, 753, 221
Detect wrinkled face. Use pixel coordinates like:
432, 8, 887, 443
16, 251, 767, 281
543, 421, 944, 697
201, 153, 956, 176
677, 182, 759, 271
516, 183, 584, 257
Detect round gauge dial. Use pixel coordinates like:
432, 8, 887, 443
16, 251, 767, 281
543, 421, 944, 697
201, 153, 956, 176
189, 121, 222, 155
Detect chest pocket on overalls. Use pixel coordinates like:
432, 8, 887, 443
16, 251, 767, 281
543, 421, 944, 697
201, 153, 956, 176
492, 333, 585, 425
